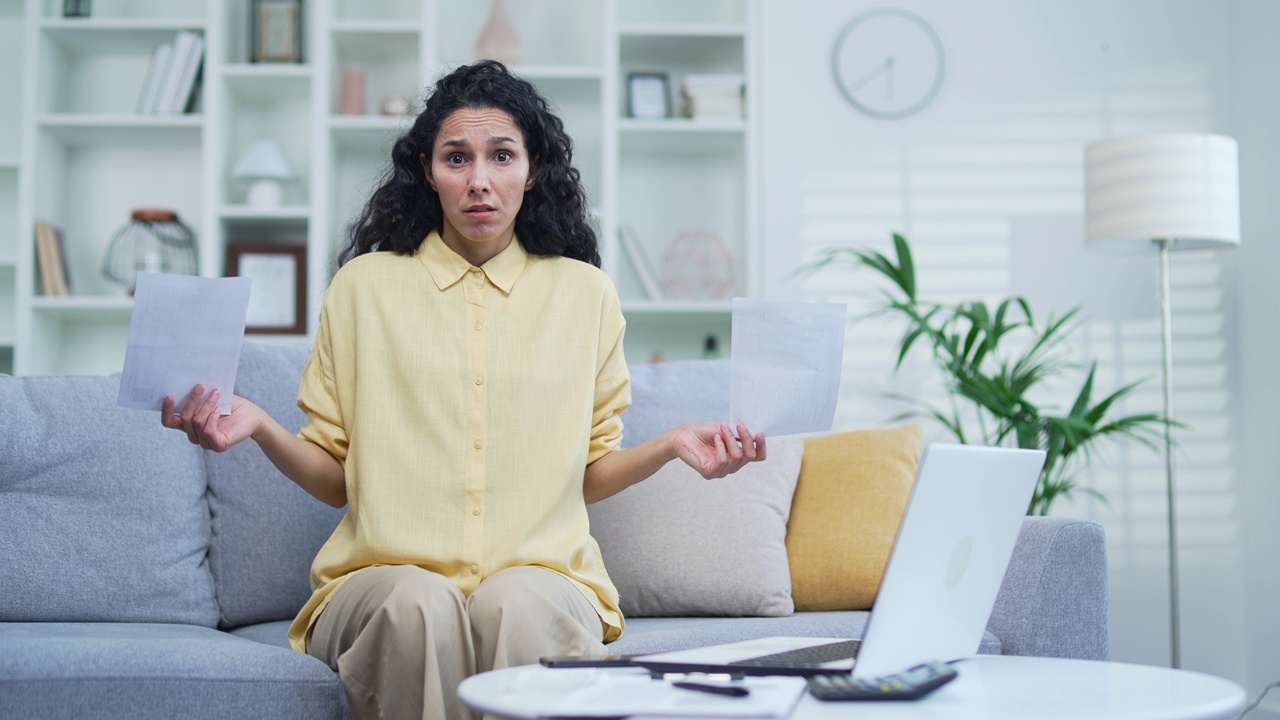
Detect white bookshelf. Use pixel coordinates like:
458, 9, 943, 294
609, 0, 756, 362
7, 0, 758, 375
617, 24, 750, 37
0, 1, 24, 374
328, 19, 422, 35
38, 17, 205, 31
218, 205, 312, 221
31, 295, 135, 313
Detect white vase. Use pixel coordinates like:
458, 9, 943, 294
474, 0, 523, 66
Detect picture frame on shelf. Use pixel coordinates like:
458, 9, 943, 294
62, 0, 91, 18
251, 0, 303, 63
627, 72, 671, 119
225, 243, 307, 334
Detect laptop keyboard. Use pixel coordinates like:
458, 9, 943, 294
730, 639, 861, 667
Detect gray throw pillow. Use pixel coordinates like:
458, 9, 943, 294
621, 360, 731, 448
588, 436, 804, 618
0, 374, 218, 626
204, 341, 346, 628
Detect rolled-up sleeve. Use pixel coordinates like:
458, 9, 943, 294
297, 306, 348, 462
588, 290, 630, 465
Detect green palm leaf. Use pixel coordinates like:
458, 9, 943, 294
807, 232, 1171, 515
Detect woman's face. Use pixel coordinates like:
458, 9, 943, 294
421, 107, 536, 266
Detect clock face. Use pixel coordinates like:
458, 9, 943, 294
832, 8, 944, 119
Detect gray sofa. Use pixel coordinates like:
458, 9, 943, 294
0, 341, 1109, 720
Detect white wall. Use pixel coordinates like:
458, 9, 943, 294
1228, 1, 1280, 716
760, 0, 1277, 711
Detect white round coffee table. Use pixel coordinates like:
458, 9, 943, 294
459, 655, 1246, 719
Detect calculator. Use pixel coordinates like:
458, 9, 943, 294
806, 660, 958, 701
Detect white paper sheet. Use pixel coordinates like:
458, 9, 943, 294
117, 272, 252, 415
539, 673, 807, 719
730, 298, 847, 437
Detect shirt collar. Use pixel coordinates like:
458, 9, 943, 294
417, 231, 529, 294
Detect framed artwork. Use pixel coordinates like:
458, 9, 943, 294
226, 243, 307, 334
251, 0, 303, 63
62, 0, 91, 17
627, 72, 671, 119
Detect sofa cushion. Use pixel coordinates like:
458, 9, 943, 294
787, 425, 923, 611
227, 619, 294, 648
0, 374, 218, 627
204, 341, 346, 628
0, 622, 348, 720
589, 437, 804, 618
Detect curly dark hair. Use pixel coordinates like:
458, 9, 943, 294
337, 61, 599, 267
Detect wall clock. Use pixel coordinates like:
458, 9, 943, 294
831, 7, 945, 119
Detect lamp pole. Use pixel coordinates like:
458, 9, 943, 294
1156, 237, 1181, 670
1086, 132, 1238, 672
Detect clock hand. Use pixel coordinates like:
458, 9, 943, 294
886, 56, 895, 99
845, 57, 892, 95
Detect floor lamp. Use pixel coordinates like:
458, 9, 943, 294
1082, 132, 1240, 669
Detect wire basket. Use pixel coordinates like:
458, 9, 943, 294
101, 209, 198, 293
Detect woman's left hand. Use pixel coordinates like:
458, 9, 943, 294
671, 422, 767, 479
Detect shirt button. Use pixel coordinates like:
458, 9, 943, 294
474, 322, 483, 331
474, 376, 484, 386
469, 267, 482, 274
470, 564, 480, 574
472, 507, 481, 516
473, 440, 482, 450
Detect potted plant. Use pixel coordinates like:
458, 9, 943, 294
803, 233, 1171, 515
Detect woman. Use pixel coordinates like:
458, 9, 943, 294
162, 61, 766, 720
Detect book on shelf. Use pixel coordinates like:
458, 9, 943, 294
681, 74, 745, 96
34, 222, 56, 297
34, 221, 71, 297
619, 224, 665, 300
138, 31, 205, 114
169, 31, 205, 113
181, 63, 205, 114
137, 42, 172, 114
54, 226, 74, 296
680, 74, 745, 120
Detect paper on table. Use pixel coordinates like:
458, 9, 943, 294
539, 674, 807, 719
117, 272, 252, 415
730, 298, 847, 437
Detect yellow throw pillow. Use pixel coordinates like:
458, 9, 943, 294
786, 425, 923, 611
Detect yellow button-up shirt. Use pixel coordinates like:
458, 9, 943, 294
287, 232, 630, 652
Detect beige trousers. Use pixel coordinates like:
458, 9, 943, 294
307, 564, 606, 720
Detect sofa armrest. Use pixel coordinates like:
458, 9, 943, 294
986, 517, 1109, 661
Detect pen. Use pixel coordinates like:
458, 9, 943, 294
671, 680, 750, 697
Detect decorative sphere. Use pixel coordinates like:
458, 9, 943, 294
661, 229, 734, 299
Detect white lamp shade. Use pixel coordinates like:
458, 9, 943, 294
231, 139, 297, 180
1084, 132, 1240, 252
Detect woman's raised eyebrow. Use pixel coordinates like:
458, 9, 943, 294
440, 136, 516, 149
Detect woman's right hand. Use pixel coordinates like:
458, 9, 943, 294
161, 384, 262, 453
161, 384, 347, 507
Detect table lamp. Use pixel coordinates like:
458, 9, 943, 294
232, 139, 297, 208
1082, 132, 1240, 669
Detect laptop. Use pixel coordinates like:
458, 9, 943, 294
633, 443, 1046, 680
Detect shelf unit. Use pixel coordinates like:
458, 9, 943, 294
609, 1, 756, 362
8, 0, 757, 375
17, 0, 207, 374
211, 0, 318, 344
0, 1, 25, 375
